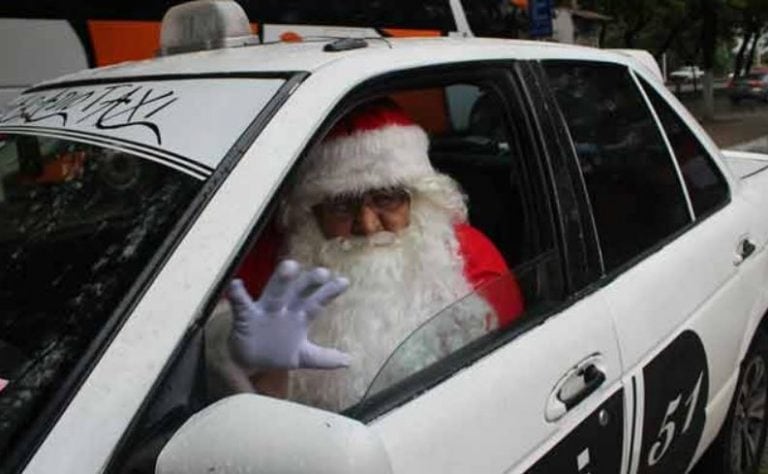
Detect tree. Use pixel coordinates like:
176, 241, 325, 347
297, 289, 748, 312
583, 0, 728, 118
700, 0, 720, 120
581, 0, 699, 60
728, 0, 768, 77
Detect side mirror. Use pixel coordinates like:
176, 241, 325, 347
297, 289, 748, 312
156, 394, 393, 474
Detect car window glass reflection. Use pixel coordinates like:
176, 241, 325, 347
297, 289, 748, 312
543, 61, 692, 272
360, 271, 525, 403
0, 135, 200, 458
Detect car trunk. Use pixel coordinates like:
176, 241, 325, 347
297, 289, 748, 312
721, 149, 768, 180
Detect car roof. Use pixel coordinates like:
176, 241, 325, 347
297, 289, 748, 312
34, 37, 647, 90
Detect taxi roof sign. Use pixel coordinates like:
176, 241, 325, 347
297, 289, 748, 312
159, 0, 254, 56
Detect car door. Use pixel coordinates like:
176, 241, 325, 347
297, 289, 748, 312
324, 64, 629, 474
541, 59, 765, 473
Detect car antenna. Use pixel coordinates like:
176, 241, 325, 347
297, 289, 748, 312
323, 37, 369, 52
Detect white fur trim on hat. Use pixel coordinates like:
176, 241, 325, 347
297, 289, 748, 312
292, 123, 435, 204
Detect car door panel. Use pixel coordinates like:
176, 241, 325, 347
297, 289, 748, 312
618, 326, 713, 474
540, 59, 767, 473
636, 330, 709, 473
604, 196, 753, 377
527, 388, 624, 474
368, 293, 623, 474
603, 174, 760, 474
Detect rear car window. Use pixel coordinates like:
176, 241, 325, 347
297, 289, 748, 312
638, 78, 728, 217
543, 61, 691, 272
0, 76, 287, 462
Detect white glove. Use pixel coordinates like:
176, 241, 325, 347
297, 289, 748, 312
226, 260, 350, 372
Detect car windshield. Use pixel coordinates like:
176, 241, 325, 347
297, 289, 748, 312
0, 76, 287, 460
0, 134, 201, 453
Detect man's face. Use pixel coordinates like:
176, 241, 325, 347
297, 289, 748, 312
312, 187, 411, 238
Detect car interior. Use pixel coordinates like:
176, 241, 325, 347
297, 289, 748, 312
394, 84, 562, 310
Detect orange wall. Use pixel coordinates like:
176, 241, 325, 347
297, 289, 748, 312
391, 88, 448, 134
87, 21, 162, 66
381, 28, 440, 38
87, 21, 261, 66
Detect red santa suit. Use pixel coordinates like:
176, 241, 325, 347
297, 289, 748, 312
236, 221, 524, 329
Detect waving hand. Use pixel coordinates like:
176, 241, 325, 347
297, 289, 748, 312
227, 260, 350, 372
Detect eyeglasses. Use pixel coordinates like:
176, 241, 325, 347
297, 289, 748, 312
314, 187, 410, 220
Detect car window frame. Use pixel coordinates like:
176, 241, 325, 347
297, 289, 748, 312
522, 60, 603, 292
103, 63, 628, 474
105, 61, 604, 453
537, 59, 723, 283
333, 63, 582, 421
628, 69, 697, 223
3, 72, 307, 474
633, 71, 732, 222
285, 61, 607, 421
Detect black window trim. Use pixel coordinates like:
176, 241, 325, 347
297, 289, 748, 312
533, 60, 607, 279
521, 60, 603, 291
628, 68, 697, 224
2, 72, 308, 474
537, 58, 732, 288
632, 71, 732, 223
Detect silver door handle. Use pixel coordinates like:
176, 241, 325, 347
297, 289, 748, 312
545, 353, 606, 422
734, 238, 756, 266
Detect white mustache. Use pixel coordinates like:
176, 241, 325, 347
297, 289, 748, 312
337, 231, 399, 251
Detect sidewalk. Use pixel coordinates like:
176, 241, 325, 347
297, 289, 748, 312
700, 111, 768, 151
678, 94, 768, 151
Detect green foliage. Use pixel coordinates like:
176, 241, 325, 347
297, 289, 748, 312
582, 0, 765, 73
714, 41, 734, 74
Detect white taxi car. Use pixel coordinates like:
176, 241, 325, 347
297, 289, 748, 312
2, 2, 768, 473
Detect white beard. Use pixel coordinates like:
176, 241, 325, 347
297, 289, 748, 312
284, 198, 481, 412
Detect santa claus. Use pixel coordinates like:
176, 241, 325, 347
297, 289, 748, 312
207, 99, 524, 412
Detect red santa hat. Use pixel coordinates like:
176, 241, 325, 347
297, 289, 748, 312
291, 99, 437, 203
283, 99, 467, 228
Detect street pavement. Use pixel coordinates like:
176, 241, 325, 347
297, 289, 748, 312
678, 92, 768, 152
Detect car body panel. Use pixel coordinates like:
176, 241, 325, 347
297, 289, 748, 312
603, 194, 762, 472
721, 150, 768, 180
616, 66, 768, 473
0, 78, 285, 176
34, 38, 655, 91
369, 292, 622, 473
